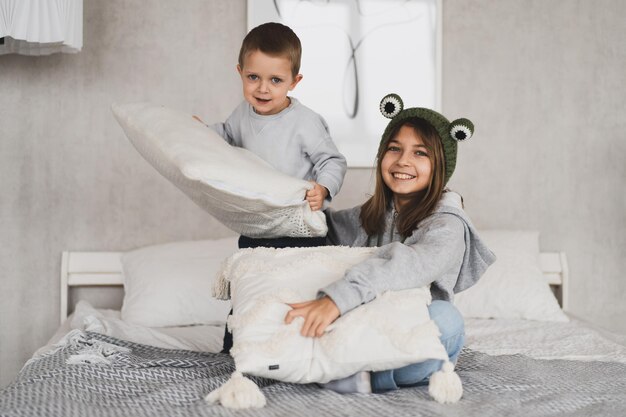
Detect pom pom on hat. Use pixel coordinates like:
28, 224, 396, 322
450, 118, 474, 141
379, 94, 404, 118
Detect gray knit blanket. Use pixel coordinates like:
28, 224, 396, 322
1, 330, 625, 417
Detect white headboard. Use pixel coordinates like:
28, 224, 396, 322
60, 251, 124, 324
539, 251, 569, 312
60, 251, 569, 324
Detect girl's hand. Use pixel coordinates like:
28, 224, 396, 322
285, 296, 340, 338
305, 182, 328, 211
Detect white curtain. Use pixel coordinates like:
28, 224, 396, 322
0, 0, 82, 55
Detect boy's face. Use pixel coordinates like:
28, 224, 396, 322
237, 50, 302, 116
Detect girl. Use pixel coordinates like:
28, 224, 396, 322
284, 94, 496, 393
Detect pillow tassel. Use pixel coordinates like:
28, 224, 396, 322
212, 275, 230, 301
205, 371, 266, 409
212, 254, 236, 301
428, 361, 463, 404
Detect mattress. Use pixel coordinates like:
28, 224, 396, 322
38, 301, 626, 364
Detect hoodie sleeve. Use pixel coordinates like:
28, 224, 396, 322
320, 213, 466, 315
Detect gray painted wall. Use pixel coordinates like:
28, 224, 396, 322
443, 0, 626, 335
0, 0, 247, 387
1, 0, 624, 388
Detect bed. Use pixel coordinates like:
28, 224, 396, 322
1, 234, 626, 417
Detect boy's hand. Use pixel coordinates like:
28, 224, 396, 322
305, 182, 328, 211
285, 296, 340, 338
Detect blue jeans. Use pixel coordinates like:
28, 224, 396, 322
370, 300, 465, 392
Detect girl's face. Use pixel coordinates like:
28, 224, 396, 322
381, 124, 433, 210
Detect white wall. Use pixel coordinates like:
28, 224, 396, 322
1, 0, 625, 388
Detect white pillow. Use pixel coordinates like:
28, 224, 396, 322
121, 237, 238, 327
454, 230, 568, 322
216, 246, 449, 384
111, 102, 327, 238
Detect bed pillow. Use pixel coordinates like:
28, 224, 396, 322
454, 230, 568, 322
214, 246, 450, 384
111, 102, 327, 238
121, 237, 238, 327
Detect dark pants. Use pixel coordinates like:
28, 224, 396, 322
221, 235, 327, 354
237, 235, 326, 249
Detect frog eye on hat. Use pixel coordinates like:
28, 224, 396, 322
449, 118, 474, 141
379, 94, 403, 119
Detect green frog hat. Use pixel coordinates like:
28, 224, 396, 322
379, 93, 474, 185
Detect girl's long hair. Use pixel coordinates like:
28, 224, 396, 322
360, 118, 447, 239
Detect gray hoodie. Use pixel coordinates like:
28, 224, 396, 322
320, 192, 496, 315
210, 98, 347, 200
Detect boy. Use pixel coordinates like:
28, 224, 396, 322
203, 23, 347, 353
203, 22, 347, 237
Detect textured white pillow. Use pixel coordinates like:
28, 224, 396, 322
111, 102, 327, 238
216, 246, 449, 384
121, 237, 238, 327
454, 230, 568, 322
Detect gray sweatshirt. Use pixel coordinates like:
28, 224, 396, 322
211, 98, 347, 200
320, 192, 496, 315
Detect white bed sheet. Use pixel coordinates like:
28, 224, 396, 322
37, 301, 225, 357
39, 302, 626, 365
465, 316, 626, 363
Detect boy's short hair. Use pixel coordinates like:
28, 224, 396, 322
238, 22, 302, 77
